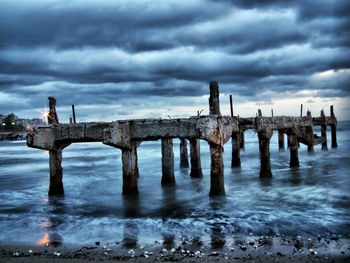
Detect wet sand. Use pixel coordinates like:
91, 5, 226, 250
1, 235, 349, 263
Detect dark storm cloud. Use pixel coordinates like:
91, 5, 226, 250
0, 0, 349, 119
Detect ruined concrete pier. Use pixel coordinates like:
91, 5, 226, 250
27, 82, 338, 198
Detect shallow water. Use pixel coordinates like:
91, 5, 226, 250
0, 121, 349, 247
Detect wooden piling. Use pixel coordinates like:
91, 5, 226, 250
48, 97, 59, 124
258, 130, 272, 177
189, 139, 203, 178
72, 105, 76, 123
321, 110, 328, 151
300, 104, 303, 117
209, 143, 225, 196
271, 109, 274, 117
231, 132, 241, 167
122, 144, 139, 195
48, 149, 64, 195
278, 130, 285, 150
209, 81, 221, 115
179, 138, 189, 168
288, 129, 299, 167
330, 105, 338, 148
229, 95, 233, 117
258, 109, 262, 117
306, 126, 314, 153
161, 138, 175, 185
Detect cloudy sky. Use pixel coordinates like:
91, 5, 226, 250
0, 0, 349, 122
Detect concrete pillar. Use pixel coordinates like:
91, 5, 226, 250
189, 139, 203, 178
240, 130, 245, 149
321, 110, 328, 151
48, 97, 59, 124
209, 81, 221, 115
179, 138, 189, 168
258, 130, 272, 177
48, 150, 64, 195
161, 138, 175, 185
288, 129, 299, 167
231, 132, 241, 167
122, 145, 139, 195
209, 143, 225, 196
278, 130, 285, 150
330, 106, 338, 148
306, 126, 314, 153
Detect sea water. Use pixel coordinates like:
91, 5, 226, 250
0, 121, 349, 247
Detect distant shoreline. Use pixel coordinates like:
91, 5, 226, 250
0, 131, 27, 141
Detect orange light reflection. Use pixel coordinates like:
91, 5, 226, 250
37, 232, 49, 246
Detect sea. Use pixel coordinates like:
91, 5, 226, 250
0, 121, 349, 248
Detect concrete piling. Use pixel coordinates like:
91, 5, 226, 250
209, 81, 221, 115
122, 144, 139, 195
258, 130, 272, 177
48, 97, 59, 124
209, 143, 225, 196
278, 130, 285, 150
321, 110, 328, 151
189, 139, 203, 178
48, 149, 64, 195
330, 105, 338, 148
179, 138, 189, 168
240, 131, 245, 149
288, 129, 299, 167
231, 132, 241, 167
161, 138, 175, 185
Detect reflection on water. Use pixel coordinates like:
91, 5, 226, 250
0, 122, 349, 247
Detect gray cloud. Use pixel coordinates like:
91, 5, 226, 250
0, 0, 349, 120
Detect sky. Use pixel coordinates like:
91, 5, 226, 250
0, 0, 349, 122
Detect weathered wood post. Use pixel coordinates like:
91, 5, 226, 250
122, 143, 139, 195
258, 129, 273, 177
321, 110, 328, 151
231, 132, 241, 167
278, 130, 285, 150
288, 128, 299, 167
330, 105, 338, 148
47, 97, 64, 195
306, 110, 314, 153
229, 95, 233, 117
300, 104, 303, 117
258, 109, 262, 117
190, 139, 203, 178
179, 138, 189, 168
209, 81, 225, 195
161, 138, 175, 185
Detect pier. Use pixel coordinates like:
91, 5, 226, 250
27, 82, 338, 196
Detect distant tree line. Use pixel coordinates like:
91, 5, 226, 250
0, 113, 25, 132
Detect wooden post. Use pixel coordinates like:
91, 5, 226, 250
288, 129, 299, 167
240, 130, 245, 149
258, 109, 262, 117
161, 138, 175, 185
330, 105, 338, 148
321, 110, 328, 151
209, 81, 221, 115
258, 130, 272, 177
271, 109, 274, 117
179, 138, 189, 168
306, 126, 314, 153
122, 144, 139, 195
209, 143, 225, 196
48, 149, 64, 195
48, 97, 59, 124
278, 130, 284, 150
72, 105, 76, 123
231, 132, 241, 167
229, 95, 233, 117
189, 139, 203, 178
300, 104, 303, 117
